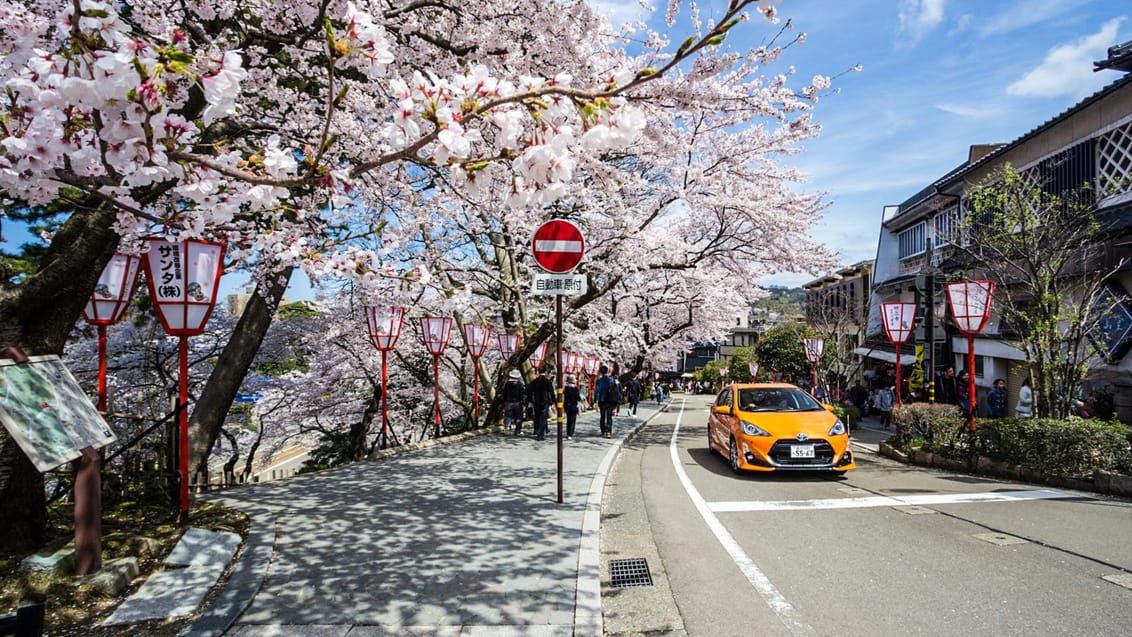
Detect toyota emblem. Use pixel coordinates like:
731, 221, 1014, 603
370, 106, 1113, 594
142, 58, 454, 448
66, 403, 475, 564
796, 433, 808, 441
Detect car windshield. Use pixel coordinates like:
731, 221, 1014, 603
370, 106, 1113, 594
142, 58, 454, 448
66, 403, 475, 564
737, 388, 824, 412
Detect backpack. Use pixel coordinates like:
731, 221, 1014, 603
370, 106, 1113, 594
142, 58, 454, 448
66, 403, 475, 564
607, 380, 623, 404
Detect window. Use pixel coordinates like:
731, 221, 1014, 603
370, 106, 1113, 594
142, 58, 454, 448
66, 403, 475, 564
898, 223, 926, 259
934, 205, 960, 246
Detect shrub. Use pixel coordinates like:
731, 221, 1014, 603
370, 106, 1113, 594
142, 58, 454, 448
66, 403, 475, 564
891, 402, 965, 450
834, 403, 860, 428
970, 417, 1131, 477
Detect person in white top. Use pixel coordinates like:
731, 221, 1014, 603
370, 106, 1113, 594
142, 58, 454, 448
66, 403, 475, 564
1015, 377, 1034, 418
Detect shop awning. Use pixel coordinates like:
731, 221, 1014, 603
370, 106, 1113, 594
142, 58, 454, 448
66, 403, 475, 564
853, 346, 917, 366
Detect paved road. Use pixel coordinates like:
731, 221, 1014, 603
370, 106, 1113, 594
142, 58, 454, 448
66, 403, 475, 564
188, 403, 666, 636
602, 394, 1132, 637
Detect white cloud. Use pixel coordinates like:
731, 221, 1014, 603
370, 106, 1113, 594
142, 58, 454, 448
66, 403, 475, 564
1006, 17, 1126, 100
935, 102, 1001, 118
897, 0, 946, 45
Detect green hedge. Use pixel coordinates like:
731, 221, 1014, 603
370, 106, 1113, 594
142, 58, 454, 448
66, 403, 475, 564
892, 402, 1132, 478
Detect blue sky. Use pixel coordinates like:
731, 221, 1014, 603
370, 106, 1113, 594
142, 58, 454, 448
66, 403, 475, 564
593, 0, 1129, 286
4, 1, 1127, 300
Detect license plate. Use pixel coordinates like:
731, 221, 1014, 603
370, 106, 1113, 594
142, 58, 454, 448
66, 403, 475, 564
790, 445, 815, 459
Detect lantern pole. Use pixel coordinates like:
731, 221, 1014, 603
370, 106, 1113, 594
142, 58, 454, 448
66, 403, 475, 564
380, 349, 390, 448
97, 325, 109, 412
177, 335, 190, 525
432, 351, 441, 438
894, 343, 903, 407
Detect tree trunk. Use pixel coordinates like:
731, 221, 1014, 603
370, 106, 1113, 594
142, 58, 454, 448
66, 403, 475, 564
0, 203, 120, 554
188, 267, 292, 483
351, 390, 380, 461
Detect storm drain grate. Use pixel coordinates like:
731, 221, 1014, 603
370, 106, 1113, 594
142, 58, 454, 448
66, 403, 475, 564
609, 558, 653, 588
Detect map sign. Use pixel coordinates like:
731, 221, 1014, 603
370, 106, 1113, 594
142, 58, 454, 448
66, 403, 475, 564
0, 355, 116, 472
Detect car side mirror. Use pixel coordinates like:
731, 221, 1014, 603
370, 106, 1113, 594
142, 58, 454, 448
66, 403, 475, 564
713, 405, 733, 415
824, 404, 836, 412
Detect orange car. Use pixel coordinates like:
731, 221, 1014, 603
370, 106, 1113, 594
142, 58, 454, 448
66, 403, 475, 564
707, 383, 856, 474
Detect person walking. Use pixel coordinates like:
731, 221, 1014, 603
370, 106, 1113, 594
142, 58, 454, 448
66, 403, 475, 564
595, 365, 620, 438
1016, 377, 1034, 418
987, 378, 1008, 418
626, 376, 642, 415
502, 369, 526, 436
563, 374, 581, 440
873, 383, 895, 429
526, 366, 555, 440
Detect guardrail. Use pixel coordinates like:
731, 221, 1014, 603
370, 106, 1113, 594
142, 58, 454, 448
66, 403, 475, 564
0, 595, 45, 637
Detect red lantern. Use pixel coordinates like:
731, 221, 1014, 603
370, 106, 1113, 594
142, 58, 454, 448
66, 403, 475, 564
420, 316, 454, 438
365, 305, 405, 449
880, 302, 918, 407
946, 280, 996, 430
498, 332, 520, 359
529, 342, 548, 370
802, 337, 824, 397
462, 323, 493, 426
140, 237, 225, 523
748, 362, 759, 380
583, 356, 601, 403
83, 253, 141, 412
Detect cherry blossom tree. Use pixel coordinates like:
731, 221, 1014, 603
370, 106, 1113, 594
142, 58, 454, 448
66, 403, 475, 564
0, 0, 840, 551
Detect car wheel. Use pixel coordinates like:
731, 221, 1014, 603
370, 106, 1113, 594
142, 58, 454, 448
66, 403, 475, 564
729, 437, 742, 474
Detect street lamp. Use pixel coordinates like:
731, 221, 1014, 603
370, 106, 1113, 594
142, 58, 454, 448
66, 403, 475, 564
880, 302, 917, 407
462, 322, 493, 428
364, 305, 405, 450
946, 280, 996, 431
803, 337, 825, 398
141, 237, 225, 524
420, 316, 454, 438
83, 253, 141, 413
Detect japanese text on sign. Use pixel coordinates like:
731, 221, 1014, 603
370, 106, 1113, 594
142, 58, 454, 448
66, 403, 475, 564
530, 273, 587, 296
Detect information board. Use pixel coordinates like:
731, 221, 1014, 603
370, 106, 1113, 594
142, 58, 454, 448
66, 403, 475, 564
0, 355, 117, 472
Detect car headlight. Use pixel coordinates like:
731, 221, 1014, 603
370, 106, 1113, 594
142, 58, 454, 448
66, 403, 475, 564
741, 421, 770, 437
828, 419, 846, 436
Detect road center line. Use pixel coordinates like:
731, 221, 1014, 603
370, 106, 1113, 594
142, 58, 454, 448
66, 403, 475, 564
708, 489, 1075, 512
669, 398, 815, 637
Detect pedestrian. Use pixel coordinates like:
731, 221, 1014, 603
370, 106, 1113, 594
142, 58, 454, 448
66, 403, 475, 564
1016, 377, 1034, 418
987, 378, 1008, 418
956, 369, 971, 417
502, 369, 526, 436
595, 365, 621, 438
626, 376, 642, 415
936, 366, 959, 406
873, 383, 895, 429
526, 366, 555, 440
563, 374, 581, 439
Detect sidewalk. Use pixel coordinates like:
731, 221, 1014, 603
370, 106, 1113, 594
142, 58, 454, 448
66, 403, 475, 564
183, 402, 667, 637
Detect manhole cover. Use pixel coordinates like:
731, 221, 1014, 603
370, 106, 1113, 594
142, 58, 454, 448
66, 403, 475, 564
609, 558, 653, 588
973, 532, 1028, 546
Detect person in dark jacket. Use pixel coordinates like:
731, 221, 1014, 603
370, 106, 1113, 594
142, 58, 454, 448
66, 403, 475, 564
986, 378, 1008, 418
594, 365, 617, 438
526, 366, 555, 440
936, 366, 959, 406
626, 377, 642, 415
563, 374, 581, 439
502, 369, 526, 435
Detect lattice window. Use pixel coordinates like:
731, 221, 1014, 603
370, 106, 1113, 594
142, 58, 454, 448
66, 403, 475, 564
934, 205, 961, 247
1098, 121, 1132, 199
898, 222, 925, 260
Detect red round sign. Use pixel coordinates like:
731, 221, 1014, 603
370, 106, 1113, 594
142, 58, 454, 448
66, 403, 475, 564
531, 220, 585, 273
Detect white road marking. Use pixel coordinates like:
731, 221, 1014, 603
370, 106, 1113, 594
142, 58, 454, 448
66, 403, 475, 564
669, 398, 815, 637
708, 489, 1075, 512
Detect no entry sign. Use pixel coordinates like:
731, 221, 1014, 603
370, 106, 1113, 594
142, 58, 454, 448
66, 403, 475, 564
531, 220, 585, 273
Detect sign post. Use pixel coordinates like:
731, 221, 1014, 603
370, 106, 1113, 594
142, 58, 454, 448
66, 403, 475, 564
531, 219, 585, 505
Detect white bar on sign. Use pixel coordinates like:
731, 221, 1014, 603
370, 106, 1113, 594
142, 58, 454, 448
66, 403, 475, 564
534, 240, 583, 253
